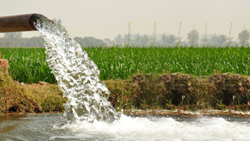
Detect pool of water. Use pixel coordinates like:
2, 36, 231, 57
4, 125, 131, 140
1, 113, 250, 141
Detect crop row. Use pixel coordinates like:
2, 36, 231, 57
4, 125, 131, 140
0, 47, 250, 84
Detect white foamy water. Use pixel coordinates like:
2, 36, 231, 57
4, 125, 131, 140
50, 115, 250, 141
34, 17, 120, 122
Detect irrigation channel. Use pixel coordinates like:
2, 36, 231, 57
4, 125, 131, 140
1, 16, 250, 141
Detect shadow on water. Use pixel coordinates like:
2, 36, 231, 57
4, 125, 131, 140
0, 114, 28, 134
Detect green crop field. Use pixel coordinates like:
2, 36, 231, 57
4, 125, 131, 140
0, 47, 250, 84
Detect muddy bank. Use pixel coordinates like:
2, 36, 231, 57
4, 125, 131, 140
107, 73, 250, 111
1, 73, 250, 115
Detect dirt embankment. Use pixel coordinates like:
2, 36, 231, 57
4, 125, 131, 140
0, 78, 65, 115
1, 73, 250, 115
107, 73, 250, 111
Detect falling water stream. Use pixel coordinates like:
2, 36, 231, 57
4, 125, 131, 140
1, 17, 250, 141
35, 17, 120, 123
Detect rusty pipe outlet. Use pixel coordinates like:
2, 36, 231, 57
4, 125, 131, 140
0, 13, 46, 33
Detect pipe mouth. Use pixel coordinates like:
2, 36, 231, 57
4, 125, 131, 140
0, 13, 50, 33
29, 14, 44, 30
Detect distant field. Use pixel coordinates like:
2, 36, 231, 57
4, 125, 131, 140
0, 47, 250, 84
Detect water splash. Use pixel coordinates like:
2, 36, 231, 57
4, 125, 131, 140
34, 17, 120, 122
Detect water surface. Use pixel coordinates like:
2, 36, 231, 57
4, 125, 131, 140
1, 113, 250, 141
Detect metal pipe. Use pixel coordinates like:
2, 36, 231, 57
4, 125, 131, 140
0, 13, 45, 33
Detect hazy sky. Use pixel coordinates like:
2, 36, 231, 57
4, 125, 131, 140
0, 0, 250, 41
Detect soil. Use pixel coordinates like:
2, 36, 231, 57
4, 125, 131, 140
2, 73, 250, 116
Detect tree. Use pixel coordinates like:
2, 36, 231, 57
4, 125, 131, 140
114, 34, 124, 45
161, 34, 176, 47
187, 30, 199, 46
74, 37, 86, 47
74, 37, 105, 47
209, 34, 228, 47
238, 29, 250, 47
104, 38, 113, 47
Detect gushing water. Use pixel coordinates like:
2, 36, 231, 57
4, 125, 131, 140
34, 17, 120, 122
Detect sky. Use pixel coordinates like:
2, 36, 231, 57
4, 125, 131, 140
0, 0, 250, 41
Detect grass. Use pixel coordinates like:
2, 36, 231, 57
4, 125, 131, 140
0, 75, 66, 115
0, 48, 55, 84
1, 47, 250, 84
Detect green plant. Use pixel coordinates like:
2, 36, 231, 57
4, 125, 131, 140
1, 47, 250, 84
